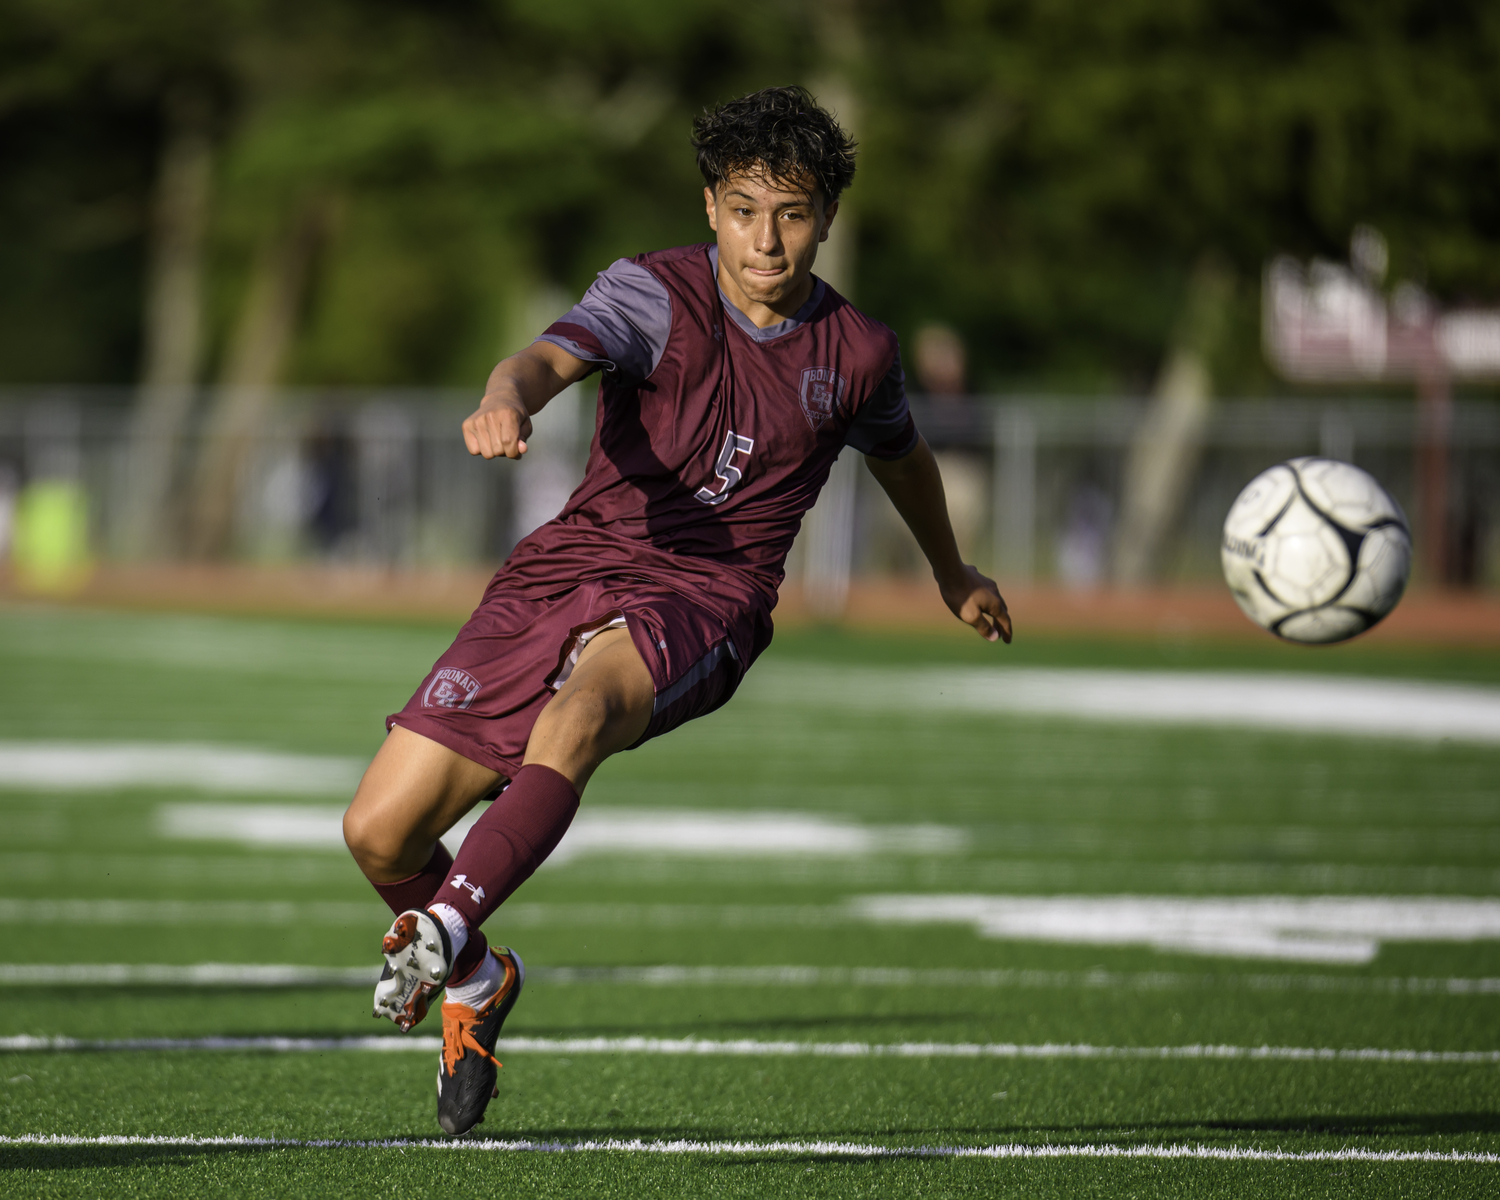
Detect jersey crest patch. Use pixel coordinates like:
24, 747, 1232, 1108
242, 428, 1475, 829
423, 667, 481, 710
798, 367, 846, 431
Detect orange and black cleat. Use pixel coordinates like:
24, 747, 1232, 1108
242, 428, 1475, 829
436, 946, 525, 1136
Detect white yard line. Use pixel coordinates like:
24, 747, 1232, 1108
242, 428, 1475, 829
3, 665, 1499, 801
3, 962, 1498, 995
0, 900, 845, 927
10, 894, 1500, 966
0, 1133, 1494, 1163
0, 900, 389, 925
155, 803, 966, 859
0, 964, 379, 987
0, 743, 361, 794
746, 663, 1500, 743
3, 1033, 1497, 1063
4, 853, 1494, 895
852, 894, 1500, 964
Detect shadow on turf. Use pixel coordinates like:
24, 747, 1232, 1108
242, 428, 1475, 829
481, 1110, 1500, 1145
892, 1112, 1500, 1140
1191, 1112, 1500, 1137
115, 1011, 995, 1043
1, 1145, 280, 1173
516, 1011, 991, 1039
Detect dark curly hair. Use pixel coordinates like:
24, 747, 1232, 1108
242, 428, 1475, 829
691, 86, 856, 205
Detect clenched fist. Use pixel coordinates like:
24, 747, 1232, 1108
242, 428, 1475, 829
462, 395, 533, 460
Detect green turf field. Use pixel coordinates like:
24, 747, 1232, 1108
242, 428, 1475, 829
2, 604, 1499, 1197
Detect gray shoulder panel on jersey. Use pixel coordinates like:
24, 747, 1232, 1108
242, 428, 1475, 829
536, 258, 672, 381
845, 350, 916, 457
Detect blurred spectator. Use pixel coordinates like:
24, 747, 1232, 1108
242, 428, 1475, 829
914, 323, 968, 398
1057, 482, 1113, 591
913, 322, 987, 565
0, 464, 16, 564
305, 419, 356, 553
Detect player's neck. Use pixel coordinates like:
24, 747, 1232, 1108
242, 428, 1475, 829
714, 260, 817, 330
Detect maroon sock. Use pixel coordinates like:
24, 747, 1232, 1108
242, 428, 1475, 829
370, 843, 454, 917
447, 927, 490, 986
439, 764, 580, 936
368, 841, 491, 983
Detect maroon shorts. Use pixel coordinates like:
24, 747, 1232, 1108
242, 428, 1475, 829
388, 573, 750, 779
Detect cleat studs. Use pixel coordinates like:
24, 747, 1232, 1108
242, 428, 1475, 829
429, 967, 443, 979
424, 942, 437, 952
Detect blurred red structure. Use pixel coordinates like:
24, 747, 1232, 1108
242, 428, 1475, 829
1264, 229, 1500, 582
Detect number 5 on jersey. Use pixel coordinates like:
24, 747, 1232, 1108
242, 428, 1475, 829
695, 431, 754, 506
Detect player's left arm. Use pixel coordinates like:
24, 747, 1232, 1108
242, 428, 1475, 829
864, 436, 1013, 644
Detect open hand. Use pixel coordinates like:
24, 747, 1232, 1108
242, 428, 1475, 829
462, 395, 533, 460
939, 564, 1013, 644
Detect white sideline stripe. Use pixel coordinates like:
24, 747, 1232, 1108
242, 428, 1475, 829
157, 803, 967, 859
0, 900, 389, 925
5, 661, 1500, 798
0, 900, 845, 927
4, 962, 1500, 996
9, 896, 1500, 966
1, 1134, 1496, 1164
4, 1033, 1498, 1064
0, 964, 379, 987
0, 743, 361, 794
852, 894, 1500, 965
745, 663, 1500, 743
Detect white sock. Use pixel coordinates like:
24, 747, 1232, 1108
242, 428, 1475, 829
444, 947, 501, 1009
426, 903, 469, 960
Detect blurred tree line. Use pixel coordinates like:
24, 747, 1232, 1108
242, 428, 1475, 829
2, 0, 1497, 395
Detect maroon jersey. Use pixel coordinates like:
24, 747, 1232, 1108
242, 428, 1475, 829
502, 242, 914, 663
392, 245, 915, 766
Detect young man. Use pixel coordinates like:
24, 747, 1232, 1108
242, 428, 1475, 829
341, 85, 1011, 1137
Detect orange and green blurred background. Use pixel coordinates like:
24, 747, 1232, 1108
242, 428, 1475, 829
1, 0, 1497, 642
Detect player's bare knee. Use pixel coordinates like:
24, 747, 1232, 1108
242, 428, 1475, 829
342, 804, 407, 875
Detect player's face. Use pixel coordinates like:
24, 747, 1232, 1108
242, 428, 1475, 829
705, 170, 838, 322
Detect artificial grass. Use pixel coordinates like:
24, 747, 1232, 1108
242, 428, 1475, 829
2, 605, 1498, 1196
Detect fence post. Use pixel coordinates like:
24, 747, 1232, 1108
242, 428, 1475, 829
992, 403, 1036, 582
355, 402, 417, 566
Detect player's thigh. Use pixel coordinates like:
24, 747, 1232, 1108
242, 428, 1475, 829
344, 725, 501, 868
524, 627, 654, 781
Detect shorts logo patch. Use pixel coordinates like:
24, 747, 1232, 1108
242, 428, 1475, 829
798, 366, 846, 431
422, 667, 481, 710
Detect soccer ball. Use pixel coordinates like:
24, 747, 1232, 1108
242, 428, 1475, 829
1221, 457, 1411, 644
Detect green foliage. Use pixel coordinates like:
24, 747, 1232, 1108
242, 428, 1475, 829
0, 0, 1496, 390
857, 0, 1500, 389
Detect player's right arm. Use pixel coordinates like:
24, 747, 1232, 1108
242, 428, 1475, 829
462, 341, 594, 460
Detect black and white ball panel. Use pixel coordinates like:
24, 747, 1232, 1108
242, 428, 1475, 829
1221, 457, 1410, 645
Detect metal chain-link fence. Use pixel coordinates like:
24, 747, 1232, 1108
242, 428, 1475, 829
1, 389, 1496, 594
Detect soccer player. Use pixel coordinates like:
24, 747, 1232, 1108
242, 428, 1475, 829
341, 85, 1012, 1136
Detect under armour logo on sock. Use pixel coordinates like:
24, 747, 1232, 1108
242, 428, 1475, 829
450, 874, 486, 905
